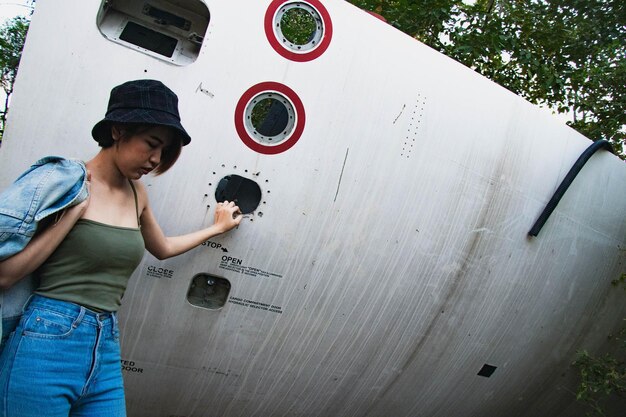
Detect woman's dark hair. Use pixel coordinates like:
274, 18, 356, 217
97, 123, 183, 175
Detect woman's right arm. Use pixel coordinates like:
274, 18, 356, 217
0, 198, 89, 290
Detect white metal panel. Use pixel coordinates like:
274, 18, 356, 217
0, 1, 624, 416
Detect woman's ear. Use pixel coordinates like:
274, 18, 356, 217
111, 125, 124, 141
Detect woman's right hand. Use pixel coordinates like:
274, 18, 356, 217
77, 170, 91, 213
0, 170, 92, 289
67, 170, 91, 219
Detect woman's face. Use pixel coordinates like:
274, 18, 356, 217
112, 125, 176, 179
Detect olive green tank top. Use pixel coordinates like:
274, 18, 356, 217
35, 181, 145, 312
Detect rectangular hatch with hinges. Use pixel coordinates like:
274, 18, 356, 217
97, 0, 209, 65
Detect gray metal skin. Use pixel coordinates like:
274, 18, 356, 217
0, 1, 624, 416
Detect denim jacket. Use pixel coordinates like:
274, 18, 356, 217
0, 156, 88, 346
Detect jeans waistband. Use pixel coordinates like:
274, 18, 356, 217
26, 295, 118, 328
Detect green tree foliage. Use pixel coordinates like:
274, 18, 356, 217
281, 8, 318, 45
572, 271, 625, 416
572, 325, 626, 416
0, 15, 29, 144
347, 0, 625, 154
351, 0, 460, 49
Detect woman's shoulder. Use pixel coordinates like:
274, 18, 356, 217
130, 179, 147, 193
11, 156, 86, 189
30, 155, 86, 170
130, 179, 150, 210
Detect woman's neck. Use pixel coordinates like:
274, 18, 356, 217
86, 149, 127, 189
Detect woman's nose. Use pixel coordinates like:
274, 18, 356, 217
149, 149, 162, 165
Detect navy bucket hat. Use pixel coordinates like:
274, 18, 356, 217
91, 79, 191, 146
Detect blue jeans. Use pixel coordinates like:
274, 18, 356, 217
0, 295, 126, 416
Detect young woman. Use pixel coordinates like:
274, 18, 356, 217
0, 79, 242, 417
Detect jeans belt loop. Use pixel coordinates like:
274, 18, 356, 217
22, 293, 36, 313
73, 306, 86, 329
111, 312, 117, 336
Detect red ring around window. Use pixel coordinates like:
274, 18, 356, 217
264, 0, 333, 62
234, 82, 306, 155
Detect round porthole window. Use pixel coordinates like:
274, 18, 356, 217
246, 93, 296, 144
235, 82, 305, 155
265, 0, 333, 62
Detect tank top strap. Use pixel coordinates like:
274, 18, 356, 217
128, 180, 141, 228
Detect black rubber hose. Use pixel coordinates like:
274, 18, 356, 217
528, 139, 614, 237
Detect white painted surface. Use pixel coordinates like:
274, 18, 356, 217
1, 1, 624, 416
